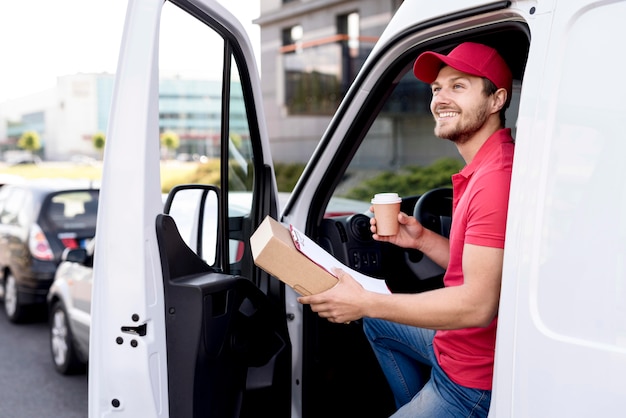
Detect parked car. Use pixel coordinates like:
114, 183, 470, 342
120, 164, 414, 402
2, 150, 42, 166
48, 241, 93, 374
0, 179, 99, 323
47, 190, 369, 375
0, 174, 25, 188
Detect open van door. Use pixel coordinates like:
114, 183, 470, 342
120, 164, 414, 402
90, 1, 286, 416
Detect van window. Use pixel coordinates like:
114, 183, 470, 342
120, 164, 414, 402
159, 2, 254, 271
330, 51, 522, 208
314, 28, 527, 296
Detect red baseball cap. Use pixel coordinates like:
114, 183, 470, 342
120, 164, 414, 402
413, 42, 512, 95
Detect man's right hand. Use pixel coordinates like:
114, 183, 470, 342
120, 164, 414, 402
370, 209, 424, 250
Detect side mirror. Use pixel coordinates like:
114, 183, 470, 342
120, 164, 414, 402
163, 184, 220, 266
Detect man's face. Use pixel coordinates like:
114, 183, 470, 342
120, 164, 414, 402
429, 66, 492, 144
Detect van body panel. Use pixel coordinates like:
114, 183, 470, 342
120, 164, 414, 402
494, 1, 626, 415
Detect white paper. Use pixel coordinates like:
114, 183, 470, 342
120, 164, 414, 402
290, 225, 391, 295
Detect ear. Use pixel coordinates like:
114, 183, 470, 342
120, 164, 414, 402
491, 88, 508, 113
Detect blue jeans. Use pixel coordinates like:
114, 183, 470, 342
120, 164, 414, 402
363, 318, 491, 418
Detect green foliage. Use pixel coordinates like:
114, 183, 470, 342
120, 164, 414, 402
18, 130, 41, 152
160, 130, 180, 150
92, 132, 106, 154
344, 157, 464, 200
274, 162, 305, 192
229, 132, 242, 148
228, 160, 254, 191
159, 157, 462, 198
175, 160, 305, 193
180, 159, 220, 185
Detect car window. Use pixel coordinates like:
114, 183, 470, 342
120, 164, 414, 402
45, 191, 99, 230
0, 186, 14, 224
0, 187, 28, 226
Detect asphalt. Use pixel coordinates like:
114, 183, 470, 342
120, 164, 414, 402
0, 307, 88, 418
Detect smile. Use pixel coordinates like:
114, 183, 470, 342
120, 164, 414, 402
437, 111, 459, 119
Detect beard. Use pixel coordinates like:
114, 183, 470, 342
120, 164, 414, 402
434, 102, 491, 145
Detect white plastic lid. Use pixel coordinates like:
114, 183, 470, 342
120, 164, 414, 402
371, 192, 401, 204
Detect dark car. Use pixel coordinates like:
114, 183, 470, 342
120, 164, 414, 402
0, 179, 99, 323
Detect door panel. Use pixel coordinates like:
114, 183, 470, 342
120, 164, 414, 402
156, 213, 287, 417
494, 2, 626, 416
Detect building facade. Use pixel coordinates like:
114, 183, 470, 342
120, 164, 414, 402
0, 73, 115, 162
255, 0, 404, 164
0, 74, 245, 162
0, 1, 464, 171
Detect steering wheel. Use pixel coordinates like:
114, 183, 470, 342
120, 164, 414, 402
413, 187, 453, 238
402, 187, 453, 286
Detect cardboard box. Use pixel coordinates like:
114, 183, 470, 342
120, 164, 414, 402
250, 215, 338, 295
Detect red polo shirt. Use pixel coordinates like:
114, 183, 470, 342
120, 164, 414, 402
433, 128, 514, 390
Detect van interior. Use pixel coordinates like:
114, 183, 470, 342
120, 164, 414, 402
297, 24, 530, 417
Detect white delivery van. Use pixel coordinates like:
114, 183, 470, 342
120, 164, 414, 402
90, 0, 626, 417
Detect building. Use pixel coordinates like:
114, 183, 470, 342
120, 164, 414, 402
0, 74, 246, 162
255, 0, 404, 164
0, 73, 114, 161
2, 1, 442, 169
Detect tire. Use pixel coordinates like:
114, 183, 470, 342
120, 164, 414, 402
3, 273, 27, 323
49, 300, 85, 375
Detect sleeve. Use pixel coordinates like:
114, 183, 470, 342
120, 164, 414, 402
464, 169, 512, 249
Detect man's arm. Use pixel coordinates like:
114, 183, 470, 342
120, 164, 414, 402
299, 243, 503, 329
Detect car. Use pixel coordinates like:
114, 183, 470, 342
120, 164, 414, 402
0, 178, 99, 323
0, 173, 25, 188
48, 241, 94, 374
46, 190, 370, 375
2, 150, 42, 166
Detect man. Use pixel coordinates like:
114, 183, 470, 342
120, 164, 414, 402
298, 42, 514, 417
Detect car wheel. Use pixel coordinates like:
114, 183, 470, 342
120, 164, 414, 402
50, 300, 85, 375
3, 273, 27, 323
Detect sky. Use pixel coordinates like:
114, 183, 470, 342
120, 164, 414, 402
0, 0, 260, 104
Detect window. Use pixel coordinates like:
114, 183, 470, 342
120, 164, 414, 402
330, 69, 463, 208
47, 191, 99, 230
159, 3, 254, 271
282, 25, 303, 48
328, 33, 525, 211
281, 13, 376, 115
0, 188, 25, 226
337, 12, 361, 95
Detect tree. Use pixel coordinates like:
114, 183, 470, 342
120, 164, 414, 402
93, 132, 106, 158
160, 130, 180, 159
17, 130, 41, 152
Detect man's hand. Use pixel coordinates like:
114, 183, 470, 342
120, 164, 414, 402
298, 268, 370, 324
370, 208, 424, 250
371, 206, 451, 270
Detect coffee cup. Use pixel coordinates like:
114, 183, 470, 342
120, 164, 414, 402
371, 193, 402, 236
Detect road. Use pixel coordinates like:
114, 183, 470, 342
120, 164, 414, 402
0, 308, 88, 418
